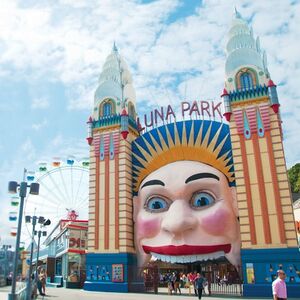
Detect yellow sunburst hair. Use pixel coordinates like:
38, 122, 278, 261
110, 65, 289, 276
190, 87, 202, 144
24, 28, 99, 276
132, 120, 235, 193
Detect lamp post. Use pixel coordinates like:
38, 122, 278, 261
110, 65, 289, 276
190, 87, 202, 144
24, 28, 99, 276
34, 228, 48, 279
25, 216, 50, 300
8, 169, 40, 300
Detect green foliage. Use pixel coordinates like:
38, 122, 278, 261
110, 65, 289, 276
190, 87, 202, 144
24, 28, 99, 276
288, 163, 300, 193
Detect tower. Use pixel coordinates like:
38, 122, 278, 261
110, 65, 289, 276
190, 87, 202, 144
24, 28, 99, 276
222, 9, 300, 297
84, 45, 141, 292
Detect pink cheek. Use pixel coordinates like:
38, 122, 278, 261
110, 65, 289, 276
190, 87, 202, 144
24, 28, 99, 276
200, 208, 232, 236
136, 216, 161, 238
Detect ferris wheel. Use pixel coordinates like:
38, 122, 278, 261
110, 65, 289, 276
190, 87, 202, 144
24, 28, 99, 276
20, 157, 89, 242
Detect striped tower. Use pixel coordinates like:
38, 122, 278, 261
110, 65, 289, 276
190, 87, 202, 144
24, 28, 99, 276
222, 10, 300, 297
84, 44, 142, 292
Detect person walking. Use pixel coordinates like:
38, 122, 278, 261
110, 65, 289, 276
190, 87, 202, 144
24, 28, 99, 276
194, 273, 206, 300
39, 268, 47, 296
272, 270, 287, 300
190, 271, 198, 296
166, 272, 174, 295
36, 266, 46, 296
174, 271, 181, 294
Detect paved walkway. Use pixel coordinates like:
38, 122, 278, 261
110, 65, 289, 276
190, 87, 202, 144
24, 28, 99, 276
1, 286, 298, 300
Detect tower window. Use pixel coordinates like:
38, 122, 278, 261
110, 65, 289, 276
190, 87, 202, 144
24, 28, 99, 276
99, 99, 116, 118
240, 72, 254, 89
236, 68, 257, 90
128, 102, 135, 118
103, 102, 112, 116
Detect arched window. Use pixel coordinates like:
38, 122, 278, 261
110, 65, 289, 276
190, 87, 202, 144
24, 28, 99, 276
128, 102, 135, 118
103, 102, 112, 116
236, 68, 257, 90
240, 72, 253, 89
99, 99, 116, 118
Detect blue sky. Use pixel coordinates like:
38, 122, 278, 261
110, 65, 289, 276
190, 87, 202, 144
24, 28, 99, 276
0, 0, 299, 246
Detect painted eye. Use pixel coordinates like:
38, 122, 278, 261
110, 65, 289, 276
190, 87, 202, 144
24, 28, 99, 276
191, 192, 215, 209
146, 197, 169, 212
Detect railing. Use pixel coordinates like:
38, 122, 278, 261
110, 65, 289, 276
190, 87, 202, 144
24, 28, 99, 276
210, 282, 243, 296
15, 281, 27, 300
93, 114, 138, 130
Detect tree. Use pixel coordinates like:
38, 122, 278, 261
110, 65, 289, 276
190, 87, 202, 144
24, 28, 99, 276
288, 163, 300, 193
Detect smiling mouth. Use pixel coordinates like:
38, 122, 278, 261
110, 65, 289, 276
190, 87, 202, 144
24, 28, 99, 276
142, 244, 231, 263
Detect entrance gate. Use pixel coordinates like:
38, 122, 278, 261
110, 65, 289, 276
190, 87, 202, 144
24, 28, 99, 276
141, 261, 242, 297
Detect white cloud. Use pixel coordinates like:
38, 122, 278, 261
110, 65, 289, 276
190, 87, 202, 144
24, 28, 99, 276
0, 0, 299, 149
31, 118, 48, 130
0, 0, 300, 243
21, 138, 36, 161
31, 97, 50, 109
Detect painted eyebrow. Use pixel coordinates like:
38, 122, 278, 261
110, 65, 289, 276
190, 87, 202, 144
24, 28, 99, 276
141, 179, 165, 189
185, 173, 220, 184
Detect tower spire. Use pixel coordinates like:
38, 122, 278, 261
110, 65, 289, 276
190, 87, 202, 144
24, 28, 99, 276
112, 41, 118, 53
224, 9, 270, 92
234, 6, 241, 19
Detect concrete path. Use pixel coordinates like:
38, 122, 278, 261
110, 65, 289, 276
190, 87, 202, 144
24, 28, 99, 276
1, 286, 298, 300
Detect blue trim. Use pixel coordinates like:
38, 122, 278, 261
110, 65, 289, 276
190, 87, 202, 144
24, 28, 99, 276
241, 248, 300, 297
229, 84, 268, 102
243, 111, 251, 139
103, 102, 112, 116
84, 253, 144, 293
240, 72, 253, 90
256, 109, 265, 137
93, 114, 138, 130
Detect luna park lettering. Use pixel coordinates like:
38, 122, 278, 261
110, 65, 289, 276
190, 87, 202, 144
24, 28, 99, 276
137, 100, 223, 130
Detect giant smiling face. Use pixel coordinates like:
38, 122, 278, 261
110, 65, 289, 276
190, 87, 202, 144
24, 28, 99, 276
133, 160, 241, 268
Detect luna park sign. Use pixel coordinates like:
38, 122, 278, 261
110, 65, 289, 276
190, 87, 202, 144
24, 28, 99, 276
137, 100, 223, 130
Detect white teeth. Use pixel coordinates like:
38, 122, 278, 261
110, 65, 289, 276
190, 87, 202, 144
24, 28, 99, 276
150, 251, 225, 263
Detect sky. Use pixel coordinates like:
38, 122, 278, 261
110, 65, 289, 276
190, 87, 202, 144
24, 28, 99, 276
0, 0, 299, 247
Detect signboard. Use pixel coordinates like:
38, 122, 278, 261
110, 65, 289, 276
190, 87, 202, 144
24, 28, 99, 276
68, 229, 87, 250
112, 264, 124, 282
137, 100, 223, 130
246, 263, 255, 284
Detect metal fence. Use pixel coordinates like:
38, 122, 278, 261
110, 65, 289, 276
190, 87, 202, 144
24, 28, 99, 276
210, 282, 243, 296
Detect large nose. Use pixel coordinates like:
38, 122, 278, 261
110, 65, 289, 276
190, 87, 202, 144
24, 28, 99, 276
161, 200, 198, 237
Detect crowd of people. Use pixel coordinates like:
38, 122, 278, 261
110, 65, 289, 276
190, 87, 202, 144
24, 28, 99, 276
161, 271, 208, 299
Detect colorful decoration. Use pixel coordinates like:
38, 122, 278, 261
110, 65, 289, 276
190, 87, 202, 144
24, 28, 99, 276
10, 227, 17, 237
38, 162, 47, 172
86, 116, 93, 145
82, 158, 89, 167
267, 79, 280, 113
109, 134, 115, 160
9, 212, 17, 221
120, 109, 129, 140
256, 109, 265, 137
11, 196, 19, 206
67, 156, 75, 166
99, 135, 105, 161
221, 88, 232, 121
132, 120, 235, 193
243, 111, 251, 139
67, 209, 79, 221
26, 171, 35, 182
52, 157, 61, 167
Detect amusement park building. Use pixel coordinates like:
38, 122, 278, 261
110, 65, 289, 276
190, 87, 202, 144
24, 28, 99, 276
84, 10, 300, 298
23, 219, 88, 288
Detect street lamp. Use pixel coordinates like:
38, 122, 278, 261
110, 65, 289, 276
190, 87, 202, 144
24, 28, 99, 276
34, 227, 49, 279
25, 216, 50, 300
7, 169, 40, 300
